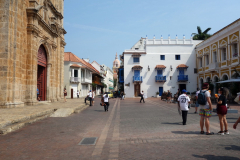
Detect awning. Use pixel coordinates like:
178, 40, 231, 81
176, 64, 188, 69
109, 87, 114, 89
155, 65, 166, 69
132, 65, 143, 70
217, 78, 240, 83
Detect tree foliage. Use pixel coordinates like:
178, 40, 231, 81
192, 26, 212, 40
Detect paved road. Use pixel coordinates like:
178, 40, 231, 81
0, 98, 240, 160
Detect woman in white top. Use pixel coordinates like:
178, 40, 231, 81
102, 92, 109, 112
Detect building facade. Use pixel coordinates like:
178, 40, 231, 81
122, 36, 202, 98
0, 0, 66, 108
196, 19, 240, 95
102, 64, 114, 92
64, 52, 93, 98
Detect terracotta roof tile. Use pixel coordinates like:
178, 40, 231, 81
70, 64, 81, 68
132, 65, 143, 69
176, 64, 188, 68
155, 65, 166, 69
64, 52, 100, 74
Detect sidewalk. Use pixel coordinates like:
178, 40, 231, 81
0, 98, 89, 135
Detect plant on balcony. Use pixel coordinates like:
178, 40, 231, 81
101, 82, 107, 88
92, 83, 96, 90
156, 91, 159, 95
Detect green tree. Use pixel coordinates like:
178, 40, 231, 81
192, 26, 212, 40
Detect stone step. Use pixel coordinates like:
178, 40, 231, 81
0, 113, 52, 134
0, 111, 53, 135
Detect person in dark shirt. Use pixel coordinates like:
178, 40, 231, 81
216, 87, 229, 135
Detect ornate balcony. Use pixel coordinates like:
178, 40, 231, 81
178, 75, 188, 82
155, 76, 166, 82
133, 76, 142, 83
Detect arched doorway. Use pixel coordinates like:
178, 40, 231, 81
37, 45, 47, 101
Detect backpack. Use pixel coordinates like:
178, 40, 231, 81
197, 90, 207, 105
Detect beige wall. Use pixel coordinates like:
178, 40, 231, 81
0, 0, 66, 108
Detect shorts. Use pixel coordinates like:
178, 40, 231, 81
217, 105, 227, 115
199, 109, 212, 117
195, 101, 199, 107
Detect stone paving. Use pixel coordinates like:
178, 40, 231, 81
0, 97, 240, 160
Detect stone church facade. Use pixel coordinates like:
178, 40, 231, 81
0, 0, 66, 108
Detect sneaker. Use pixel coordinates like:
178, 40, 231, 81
206, 132, 214, 135
194, 112, 197, 114
224, 130, 229, 135
218, 131, 224, 135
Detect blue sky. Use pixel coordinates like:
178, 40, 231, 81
64, 0, 240, 69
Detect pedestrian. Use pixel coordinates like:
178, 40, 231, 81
77, 90, 79, 98
88, 90, 93, 106
103, 92, 109, 112
177, 89, 181, 98
140, 90, 145, 103
63, 88, 67, 102
198, 83, 214, 135
37, 87, 40, 101
122, 92, 125, 100
195, 88, 200, 113
216, 87, 229, 135
233, 116, 240, 129
178, 89, 191, 125
167, 90, 171, 103
92, 91, 95, 106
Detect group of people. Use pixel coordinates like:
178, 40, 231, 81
177, 82, 240, 135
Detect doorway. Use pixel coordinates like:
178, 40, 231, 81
159, 87, 163, 96
134, 83, 140, 97
179, 84, 186, 93
37, 45, 47, 101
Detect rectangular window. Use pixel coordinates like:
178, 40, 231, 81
74, 70, 78, 77
157, 70, 162, 75
199, 58, 202, 67
222, 48, 227, 61
160, 55, 165, 60
232, 43, 238, 58
133, 57, 139, 62
213, 51, 217, 62
175, 55, 180, 60
206, 55, 209, 65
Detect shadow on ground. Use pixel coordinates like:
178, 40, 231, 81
171, 131, 200, 135
192, 154, 240, 160
222, 145, 240, 151
161, 122, 182, 125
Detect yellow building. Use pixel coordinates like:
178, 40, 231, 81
196, 19, 240, 94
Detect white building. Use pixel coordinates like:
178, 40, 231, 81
64, 52, 95, 98
122, 36, 202, 98
102, 64, 114, 92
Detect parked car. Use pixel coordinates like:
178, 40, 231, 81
106, 92, 113, 98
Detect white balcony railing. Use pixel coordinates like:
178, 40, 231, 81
70, 77, 81, 83
208, 62, 219, 71
81, 77, 92, 84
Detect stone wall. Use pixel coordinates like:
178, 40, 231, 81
0, 0, 66, 108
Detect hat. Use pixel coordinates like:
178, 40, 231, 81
89, 90, 91, 92
182, 89, 187, 93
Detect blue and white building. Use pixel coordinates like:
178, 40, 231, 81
121, 36, 202, 98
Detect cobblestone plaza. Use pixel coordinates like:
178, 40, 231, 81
0, 97, 240, 159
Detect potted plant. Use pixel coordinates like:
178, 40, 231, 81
156, 91, 160, 98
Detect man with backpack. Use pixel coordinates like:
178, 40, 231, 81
198, 83, 214, 135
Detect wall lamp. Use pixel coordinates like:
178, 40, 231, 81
170, 65, 172, 71
148, 65, 150, 71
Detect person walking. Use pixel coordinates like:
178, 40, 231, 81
195, 88, 200, 113
198, 83, 214, 135
233, 116, 240, 129
88, 90, 93, 106
92, 91, 95, 106
63, 88, 67, 102
77, 90, 79, 98
178, 89, 191, 125
140, 90, 145, 103
167, 90, 171, 103
216, 87, 229, 135
103, 92, 109, 112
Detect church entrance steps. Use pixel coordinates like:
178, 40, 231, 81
0, 99, 88, 135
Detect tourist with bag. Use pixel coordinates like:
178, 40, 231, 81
198, 83, 214, 135
102, 92, 109, 112
194, 88, 200, 113
216, 87, 229, 135
140, 90, 145, 103
88, 90, 93, 106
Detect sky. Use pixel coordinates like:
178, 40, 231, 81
64, 0, 240, 69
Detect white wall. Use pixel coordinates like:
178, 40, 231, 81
124, 38, 202, 98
